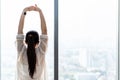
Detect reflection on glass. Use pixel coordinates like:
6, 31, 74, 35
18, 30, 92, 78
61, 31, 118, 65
59, 0, 118, 80
1, 0, 54, 80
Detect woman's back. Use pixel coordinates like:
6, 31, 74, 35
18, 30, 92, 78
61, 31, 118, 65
16, 34, 48, 80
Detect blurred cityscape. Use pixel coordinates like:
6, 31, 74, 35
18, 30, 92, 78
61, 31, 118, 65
59, 47, 117, 80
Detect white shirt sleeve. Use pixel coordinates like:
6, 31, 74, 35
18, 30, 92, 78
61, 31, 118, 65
38, 34, 48, 55
16, 34, 24, 53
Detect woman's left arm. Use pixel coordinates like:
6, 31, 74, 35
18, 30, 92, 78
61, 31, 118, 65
17, 6, 35, 53
17, 6, 35, 34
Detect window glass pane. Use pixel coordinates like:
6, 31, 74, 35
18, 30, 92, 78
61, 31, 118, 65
59, 0, 118, 80
1, 0, 54, 80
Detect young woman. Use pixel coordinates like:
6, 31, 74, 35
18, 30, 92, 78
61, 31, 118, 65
16, 5, 48, 80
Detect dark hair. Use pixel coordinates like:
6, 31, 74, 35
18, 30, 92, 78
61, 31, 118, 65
25, 31, 39, 78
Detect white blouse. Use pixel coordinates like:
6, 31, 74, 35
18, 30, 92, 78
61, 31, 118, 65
16, 34, 48, 80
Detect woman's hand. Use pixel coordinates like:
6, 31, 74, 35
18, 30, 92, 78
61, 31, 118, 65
23, 6, 35, 12
23, 4, 41, 13
34, 4, 41, 12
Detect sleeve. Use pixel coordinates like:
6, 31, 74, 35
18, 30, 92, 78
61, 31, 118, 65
38, 34, 48, 55
16, 34, 24, 53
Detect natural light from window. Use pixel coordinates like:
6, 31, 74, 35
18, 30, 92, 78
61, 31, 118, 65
1, 0, 54, 80
59, 0, 118, 80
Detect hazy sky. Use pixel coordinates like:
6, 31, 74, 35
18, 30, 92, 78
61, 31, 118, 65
59, 0, 118, 49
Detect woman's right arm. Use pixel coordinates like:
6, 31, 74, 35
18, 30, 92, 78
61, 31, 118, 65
39, 9, 47, 35
34, 5, 48, 54
35, 5, 47, 35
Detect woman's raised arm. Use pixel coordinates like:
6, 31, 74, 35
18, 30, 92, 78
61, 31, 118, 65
34, 5, 47, 35
17, 6, 35, 34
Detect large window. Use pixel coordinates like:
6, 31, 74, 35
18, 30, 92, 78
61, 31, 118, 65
59, 0, 118, 80
1, 0, 54, 80
1, 0, 119, 80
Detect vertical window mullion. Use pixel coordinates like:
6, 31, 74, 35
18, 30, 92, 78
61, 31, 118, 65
54, 0, 58, 80
118, 0, 120, 79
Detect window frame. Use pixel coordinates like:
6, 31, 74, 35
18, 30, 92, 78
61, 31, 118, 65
118, 0, 120, 79
54, 0, 58, 80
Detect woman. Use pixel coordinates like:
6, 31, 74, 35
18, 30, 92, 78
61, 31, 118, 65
16, 4, 48, 80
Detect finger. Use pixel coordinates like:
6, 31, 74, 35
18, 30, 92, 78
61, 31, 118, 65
35, 4, 37, 7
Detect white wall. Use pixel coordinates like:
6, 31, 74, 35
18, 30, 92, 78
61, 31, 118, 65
118, 0, 120, 80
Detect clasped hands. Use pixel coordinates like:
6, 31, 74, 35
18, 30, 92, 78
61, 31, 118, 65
23, 4, 41, 12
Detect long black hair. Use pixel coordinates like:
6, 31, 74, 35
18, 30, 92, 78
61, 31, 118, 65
25, 31, 39, 78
